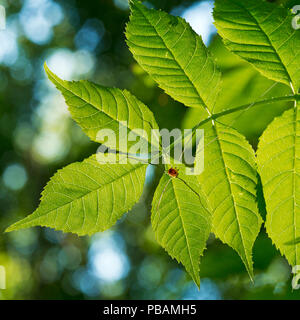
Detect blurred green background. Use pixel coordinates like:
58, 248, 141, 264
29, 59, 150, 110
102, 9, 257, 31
0, 0, 300, 300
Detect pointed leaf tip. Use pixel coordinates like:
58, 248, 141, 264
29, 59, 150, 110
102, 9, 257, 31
5, 156, 148, 236
126, 0, 221, 111
151, 165, 212, 287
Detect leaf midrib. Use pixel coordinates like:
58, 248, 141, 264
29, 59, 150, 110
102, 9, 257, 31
213, 124, 252, 275
292, 105, 298, 264
171, 178, 198, 281
13, 164, 146, 226
47, 70, 155, 145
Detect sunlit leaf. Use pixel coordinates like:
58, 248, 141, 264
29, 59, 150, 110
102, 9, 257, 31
6, 155, 147, 236
152, 164, 211, 286
45, 64, 159, 153
257, 102, 300, 268
197, 122, 262, 278
126, 0, 221, 113
214, 0, 300, 91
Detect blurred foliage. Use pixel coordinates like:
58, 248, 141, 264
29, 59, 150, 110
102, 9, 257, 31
0, 0, 300, 300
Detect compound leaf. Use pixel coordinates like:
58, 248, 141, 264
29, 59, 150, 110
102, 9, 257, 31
257, 102, 300, 268
6, 155, 147, 236
214, 0, 300, 91
197, 122, 262, 278
152, 164, 212, 286
126, 0, 221, 113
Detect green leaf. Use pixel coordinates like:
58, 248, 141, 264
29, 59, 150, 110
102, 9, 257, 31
6, 155, 147, 236
257, 102, 300, 268
151, 164, 212, 286
197, 122, 262, 278
45, 64, 159, 153
214, 0, 300, 91
126, 0, 221, 113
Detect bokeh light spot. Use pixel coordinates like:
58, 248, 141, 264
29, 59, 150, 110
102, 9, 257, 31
89, 232, 130, 283
75, 19, 104, 52
113, 0, 129, 11
46, 48, 95, 79
2, 164, 28, 191
19, 0, 63, 45
182, 278, 222, 300
181, 1, 216, 45
0, 19, 19, 66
